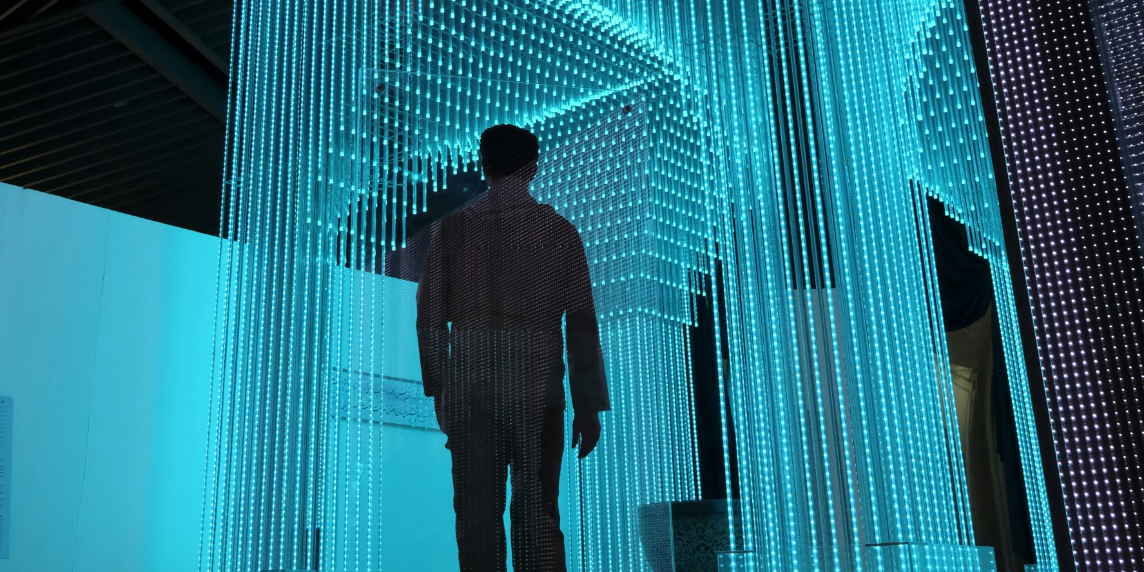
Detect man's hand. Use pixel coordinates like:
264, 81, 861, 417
434, 398, 450, 450
571, 411, 601, 458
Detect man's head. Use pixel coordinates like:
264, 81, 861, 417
480, 124, 539, 183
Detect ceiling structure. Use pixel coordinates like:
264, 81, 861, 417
0, 0, 232, 235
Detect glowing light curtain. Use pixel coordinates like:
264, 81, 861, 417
643, 0, 1061, 568
1091, 0, 1144, 250
200, 1, 386, 570
205, 0, 1062, 570
529, 96, 708, 571
356, 4, 709, 567
589, 0, 1060, 568
977, 0, 1144, 568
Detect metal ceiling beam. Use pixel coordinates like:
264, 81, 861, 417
136, 0, 227, 73
85, 2, 225, 122
0, 0, 117, 43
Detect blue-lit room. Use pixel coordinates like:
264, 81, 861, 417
1, 0, 1142, 571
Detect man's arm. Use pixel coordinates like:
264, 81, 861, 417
564, 225, 609, 414
564, 223, 607, 458
416, 223, 450, 398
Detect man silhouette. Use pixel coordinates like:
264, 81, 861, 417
416, 124, 609, 572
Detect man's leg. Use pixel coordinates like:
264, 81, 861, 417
509, 407, 567, 572
450, 408, 510, 572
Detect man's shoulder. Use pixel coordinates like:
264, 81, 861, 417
540, 208, 585, 245
434, 200, 581, 241
540, 205, 578, 233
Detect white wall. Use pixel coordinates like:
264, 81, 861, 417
0, 182, 216, 572
0, 183, 573, 571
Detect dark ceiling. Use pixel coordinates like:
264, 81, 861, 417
0, 0, 232, 235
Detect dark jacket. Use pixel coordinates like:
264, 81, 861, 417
415, 182, 609, 414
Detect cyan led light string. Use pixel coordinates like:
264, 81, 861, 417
712, 0, 827, 563
668, 0, 1052, 567
353, 5, 709, 570
204, 1, 1065, 571
806, 0, 868, 560
198, 0, 245, 561
244, 0, 277, 562
804, 0, 865, 563
528, 98, 704, 569
201, 0, 390, 570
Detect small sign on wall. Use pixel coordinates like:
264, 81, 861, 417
0, 396, 10, 558
335, 372, 438, 430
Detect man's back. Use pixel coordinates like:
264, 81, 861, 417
435, 188, 588, 332
416, 183, 608, 412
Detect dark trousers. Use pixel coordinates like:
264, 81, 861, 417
447, 404, 567, 572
